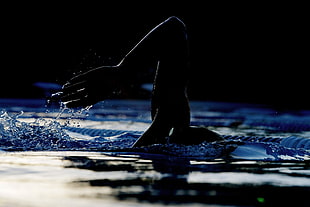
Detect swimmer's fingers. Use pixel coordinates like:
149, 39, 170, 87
56, 80, 92, 108
63, 90, 100, 108
61, 80, 87, 95
60, 81, 103, 108
50, 80, 87, 103
60, 87, 88, 103
61, 70, 94, 90
63, 97, 91, 109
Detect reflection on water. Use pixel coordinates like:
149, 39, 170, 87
1, 99, 310, 206
1, 151, 309, 207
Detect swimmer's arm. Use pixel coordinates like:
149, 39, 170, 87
56, 16, 186, 108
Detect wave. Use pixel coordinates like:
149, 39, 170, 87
0, 109, 310, 161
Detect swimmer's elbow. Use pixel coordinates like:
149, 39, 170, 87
165, 16, 186, 28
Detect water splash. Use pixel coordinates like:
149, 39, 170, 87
0, 106, 310, 161
0, 107, 138, 151
0, 106, 92, 151
0, 110, 71, 151
0, 109, 239, 159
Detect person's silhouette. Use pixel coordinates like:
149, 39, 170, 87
57, 16, 223, 147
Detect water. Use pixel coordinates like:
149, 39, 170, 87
0, 99, 310, 206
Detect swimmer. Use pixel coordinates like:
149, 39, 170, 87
57, 16, 223, 147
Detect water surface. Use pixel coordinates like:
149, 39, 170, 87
0, 99, 309, 206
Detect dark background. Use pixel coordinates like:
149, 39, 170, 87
1, 2, 309, 109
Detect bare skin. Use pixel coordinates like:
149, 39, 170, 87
57, 16, 223, 147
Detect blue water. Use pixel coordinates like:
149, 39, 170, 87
1, 99, 310, 206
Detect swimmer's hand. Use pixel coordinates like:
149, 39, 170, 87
55, 66, 124, 108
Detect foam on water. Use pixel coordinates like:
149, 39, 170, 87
0, 108, 135, 151
0, 109, 226, 156
0, 110, 72, 151
0, 104, 310, 161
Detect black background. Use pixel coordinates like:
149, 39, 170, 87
1, 2, 309, 109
